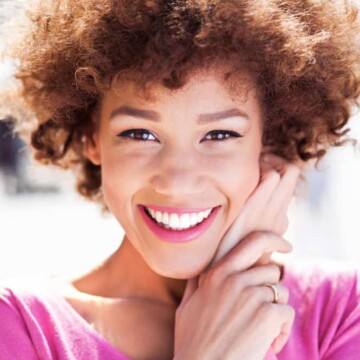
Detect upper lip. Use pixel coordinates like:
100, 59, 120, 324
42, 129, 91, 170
140, 204, 220, 214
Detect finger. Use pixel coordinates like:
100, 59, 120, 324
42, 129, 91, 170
254, 252, 273, 266
257, 162, 300, 235
260, 154, 300, 209
230, 264, 282, 289
238, 170, 280, 222
262, 284, 289, 305
212, 157, 295, 267
241, 170, 281, 219
269, 163, 300, 214
270, 306, 295, 353
263, 164, 300, 235
264, 348, 278, 360
211, 171, 281, 265
227, 285, 289, 329
237, 284, 289, 307
258, 303, 295, 352
271, 316, 294, 353
213, 232, 292, 278
273, 164, 300, 219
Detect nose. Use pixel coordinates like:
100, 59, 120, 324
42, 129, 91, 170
150, 145, 208, 197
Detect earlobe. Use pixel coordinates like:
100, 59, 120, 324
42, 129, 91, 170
83, 133, 101, 166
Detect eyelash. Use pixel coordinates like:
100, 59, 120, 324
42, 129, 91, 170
117, 129, 243, 142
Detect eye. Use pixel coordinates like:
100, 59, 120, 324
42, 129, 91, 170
202, 130, 243, 142
117, 129, 158, 142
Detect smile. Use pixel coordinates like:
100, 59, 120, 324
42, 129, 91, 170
145, 206, 214, 231
137, 205, 221, 243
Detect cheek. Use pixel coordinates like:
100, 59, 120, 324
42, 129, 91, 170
214, 142, 261, 187
215, 150, 261, 221
225, 159, 260, 201
100, 152, 138, 216
99, 150, 157, 224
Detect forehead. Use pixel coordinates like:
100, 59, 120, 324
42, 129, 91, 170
102, 67, 258, 111
94, 67, 264, 135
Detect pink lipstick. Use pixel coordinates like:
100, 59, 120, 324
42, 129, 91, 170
137, 205, 221, 243
142, 205, 212, 214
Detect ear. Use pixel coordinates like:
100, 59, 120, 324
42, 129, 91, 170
261, 144, 269, 153
83, 131, 101, 166
260, 145, 274, 157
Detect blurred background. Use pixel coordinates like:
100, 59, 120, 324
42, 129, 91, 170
0, 0, 360, 278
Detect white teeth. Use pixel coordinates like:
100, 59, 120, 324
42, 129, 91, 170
169, 213, 180, 228
145, 206, 215, 231
162, 212, 169, 225
155, 211, 162, 223
179, 214, 191, 229
190, 213, 198, 226
197, 211, 205, 223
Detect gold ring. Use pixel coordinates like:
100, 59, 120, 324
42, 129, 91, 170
264, 284, 279, 304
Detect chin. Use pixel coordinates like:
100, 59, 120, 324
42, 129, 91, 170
150, 256, 211, 280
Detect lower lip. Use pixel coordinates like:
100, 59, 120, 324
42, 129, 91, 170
137, 205, 221, 243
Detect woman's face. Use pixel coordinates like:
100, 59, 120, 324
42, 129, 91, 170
87, 70, 263, 279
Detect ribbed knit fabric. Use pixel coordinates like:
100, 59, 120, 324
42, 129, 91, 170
1, 261, 359, 359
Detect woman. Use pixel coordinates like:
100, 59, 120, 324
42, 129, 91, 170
1, 0, 360, 359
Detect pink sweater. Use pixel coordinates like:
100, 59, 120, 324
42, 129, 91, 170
0, 261, 360, 360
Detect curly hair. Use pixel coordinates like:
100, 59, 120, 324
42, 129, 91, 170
9, 0, 360, 209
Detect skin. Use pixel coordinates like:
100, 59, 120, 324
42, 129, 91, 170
67, 68, 299, 359
85, 70, 263, 281
174, 155, 299, 359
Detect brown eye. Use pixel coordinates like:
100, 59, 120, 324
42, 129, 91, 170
203, 130, 243, 142
117, 129, 158, 142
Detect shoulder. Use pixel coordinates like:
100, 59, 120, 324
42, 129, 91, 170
0, 276, 71, 329
281, 259, 359, 330
0, 276, 95, 332
280, 260, 360, 359
282, 259, 358, 301
0, 276, 61, 313
0, 277, 129, 359
0, 276, 51, 314
0, 277, 59, 360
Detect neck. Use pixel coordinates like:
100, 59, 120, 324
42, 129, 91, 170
73, 235, 186, 307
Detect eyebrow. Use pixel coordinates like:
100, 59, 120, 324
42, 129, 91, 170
110, 106, 160, 122
197, 108, 249, 124
109, 106, 249, 124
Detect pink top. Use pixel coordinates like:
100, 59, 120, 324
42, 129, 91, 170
1, 261, 360, 360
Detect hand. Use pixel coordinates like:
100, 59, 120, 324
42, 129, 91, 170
212, 154, 300, 264
174, 155, 300, 359
174, 232, 295, 360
